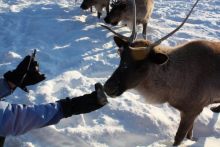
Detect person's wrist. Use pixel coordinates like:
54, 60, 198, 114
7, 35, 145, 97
7, 80, 16, 90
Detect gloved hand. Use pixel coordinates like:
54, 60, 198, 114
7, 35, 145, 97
59, 83, 108, 118
4, 55, 46, 92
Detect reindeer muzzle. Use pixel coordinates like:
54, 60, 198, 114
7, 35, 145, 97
80, 3, 89, 10
104, 81, 119, 97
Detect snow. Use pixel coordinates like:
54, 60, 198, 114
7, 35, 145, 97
0, 0, 220, 146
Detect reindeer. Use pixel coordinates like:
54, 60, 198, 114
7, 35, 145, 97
101, 0, 220, 146
76, 0, 93, 12
104, 0, 154, 40
80, 0, 110, 19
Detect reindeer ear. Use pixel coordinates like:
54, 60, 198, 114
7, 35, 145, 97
114, 36, 125, 48
151, 53, 168, 64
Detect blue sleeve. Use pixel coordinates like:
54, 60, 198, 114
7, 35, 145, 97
0, 101, 64, 137
0, 78, 13, 101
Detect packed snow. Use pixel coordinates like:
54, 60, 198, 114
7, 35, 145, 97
0, 0, 220, 146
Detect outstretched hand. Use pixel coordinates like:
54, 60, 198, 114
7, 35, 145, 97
59, 83, 108, 118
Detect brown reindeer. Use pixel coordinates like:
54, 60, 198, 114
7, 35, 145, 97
80, 0, 110, 19
104, 0, 154, 40
101, 0, 220, 146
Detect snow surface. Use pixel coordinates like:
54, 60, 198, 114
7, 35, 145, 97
0, 0, 220, 146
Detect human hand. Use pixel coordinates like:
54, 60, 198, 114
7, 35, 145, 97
59, 83, 108, 118
4, 51, 46, 92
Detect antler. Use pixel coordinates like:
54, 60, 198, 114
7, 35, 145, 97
101, 0, 137, 43
146, 0, 199, 50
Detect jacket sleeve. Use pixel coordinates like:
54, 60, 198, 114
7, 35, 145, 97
0, 101, 64, 137
0, 78, 14, 101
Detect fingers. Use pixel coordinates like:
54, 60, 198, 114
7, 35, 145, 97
23, 55, 31, 63
23, 73, 46, 86
95, 82, 103, 91
31, 72, 46, 82
19, 55, 38, 71
29, 60, 42, 73
94, 83, 108, 105
29, 61, 46, 81
38, 74, 46, 81
17, 55, 40, 73
32, 61, 39, 66
17, 55, 31, 71
20, 86, 29, 93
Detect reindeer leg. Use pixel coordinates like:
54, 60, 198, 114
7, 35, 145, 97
106, 4, 109, 14
173, 110, 202, 146
174, 116, 195, 146
97, 12, 102, 19
186, 123, 194, 140
142, 23, 147, 40
90, 7, 93, 12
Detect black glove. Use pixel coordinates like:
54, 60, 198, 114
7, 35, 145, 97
4, 55, 46, 92
59, 83, 108, 118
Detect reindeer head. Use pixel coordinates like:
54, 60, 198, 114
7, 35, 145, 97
80, 0, 95, 10
104, 37, 169, 97
104, 0, 127, 26
102, 0, 199, 97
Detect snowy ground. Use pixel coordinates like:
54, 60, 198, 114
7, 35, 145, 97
0, 0, 220, 146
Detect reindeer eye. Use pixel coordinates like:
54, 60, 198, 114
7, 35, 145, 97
138, 64, 147, 73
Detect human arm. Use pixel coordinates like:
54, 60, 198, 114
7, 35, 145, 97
0, 101, 64, 137
0, 78, 15, 101
6, 80, 16, 90
0, 83, 108, 137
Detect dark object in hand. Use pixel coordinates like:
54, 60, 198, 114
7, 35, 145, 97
4, 55, 46, 92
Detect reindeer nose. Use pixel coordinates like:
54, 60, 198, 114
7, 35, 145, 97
104, 81, 118, 97
80, 3, 88, 10
104, 17, 110, 24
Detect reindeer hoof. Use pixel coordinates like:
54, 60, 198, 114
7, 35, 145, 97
173, 142, 180, 146
97, 12, 102, 19
187, 136, 198, 141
